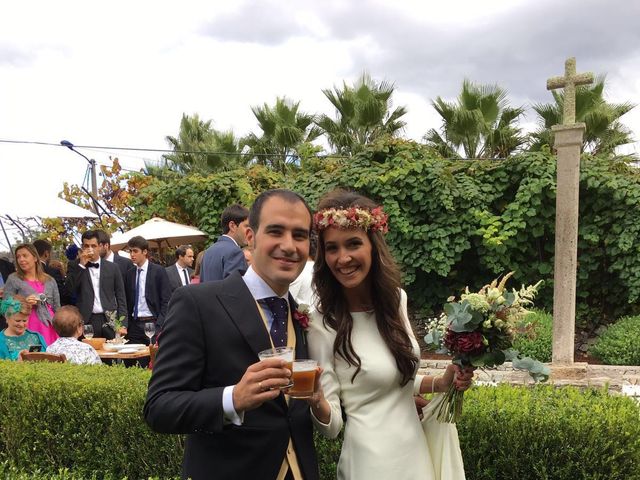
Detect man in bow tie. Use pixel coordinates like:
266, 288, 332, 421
145, 190, 319, 480
65, 230, 127, 339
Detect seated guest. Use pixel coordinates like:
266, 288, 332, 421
0, 295, 47, 361
46, 306, 101, 365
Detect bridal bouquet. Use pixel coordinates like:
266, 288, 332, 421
425, 272, 550, 423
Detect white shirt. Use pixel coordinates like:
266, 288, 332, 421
222, 265, 290, 425
86, 257, 103, 314
134, 260, 153, 317
289, 260, 316, 307
46, 337, 102, 365
105, 251, 115, 263
175, 263, 191, 286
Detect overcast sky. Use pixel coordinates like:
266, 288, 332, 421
1, 0, 639, 248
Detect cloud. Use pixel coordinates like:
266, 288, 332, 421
0, 44, 36, 66
200, 0, 310, 45
315, 0, 640, 104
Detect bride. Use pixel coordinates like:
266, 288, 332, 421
306, 189, 473, 480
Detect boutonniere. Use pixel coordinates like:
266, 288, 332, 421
293, 304, 311, 330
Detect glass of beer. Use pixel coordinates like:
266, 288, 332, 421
287, 359, 317, 398
258, 346, 294, 389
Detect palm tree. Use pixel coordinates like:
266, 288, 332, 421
160, 113, 245, 175
316, 73, 407, 156
528, 75, 635, 155
243, 97, 321, 173
424, 79, 526, 159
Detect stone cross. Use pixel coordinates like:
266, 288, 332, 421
546, 57, 594, 125
547, 57, 593, 367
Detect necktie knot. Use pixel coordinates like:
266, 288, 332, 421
260, 296, 289, 347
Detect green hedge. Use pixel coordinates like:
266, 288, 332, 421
1, 362, 639, 480
591, 315, 640, 365
0, 361, 182, 480
512, 310, 553, 363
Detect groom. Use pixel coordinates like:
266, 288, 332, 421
144, 189, 319, 480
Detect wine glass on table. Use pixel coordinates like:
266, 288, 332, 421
144, 322, 156, 345
84, 324, 94, 339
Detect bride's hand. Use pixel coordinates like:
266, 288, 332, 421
305, 366, 324, 407
441, 364, 475, 391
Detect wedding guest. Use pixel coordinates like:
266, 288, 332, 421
190, 251, 205, 285
0, 294, 47, 361
65, 231, 127, 339
124, 236, 171, 345
166, 245, 195, 292
200, 204, 249, 282
46, 306, 101, 365
33, 239, 70, 305
3, 244, 60, 345
96, 229, 133, 279
307, 189, 474, 479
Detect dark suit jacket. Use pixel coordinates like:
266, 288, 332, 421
165, 263, 194, 292
0, 258, 15, 282
42, 261, 72, 306
112, 251, 133, 279
144, 273, 319, 480
200, 235, 247, 282
125, 261, 172, 329
65, 259, 127, 324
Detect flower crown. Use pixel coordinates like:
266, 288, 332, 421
314, 205, 389, 233
0, 296, 25, 317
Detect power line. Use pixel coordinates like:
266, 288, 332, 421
0, 138, 348, 159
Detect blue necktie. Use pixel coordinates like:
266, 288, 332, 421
260, 296, 288, 347
133, 267, 142, 320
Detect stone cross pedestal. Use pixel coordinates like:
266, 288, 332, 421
547, 57, 593, 365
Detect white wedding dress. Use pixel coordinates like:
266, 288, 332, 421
308, 290, 435, 480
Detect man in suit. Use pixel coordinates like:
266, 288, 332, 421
200, 204, 249, 282
33, 239, 71, 305
65, 230, 127, 339
165, 245, 195, 292
144, 189, 319, 480
96, 229, 133, 279
124, 235, 172, 345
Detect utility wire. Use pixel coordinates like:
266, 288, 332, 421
0, 138, 348, 159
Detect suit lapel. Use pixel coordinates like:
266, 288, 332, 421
218, 273, 272, 358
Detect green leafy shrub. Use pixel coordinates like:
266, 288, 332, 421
512, 310, 553, 362
459, 385, 640, 480
2, 363, 639, 480
0, 361, 182, 480
591, 315, 640, 365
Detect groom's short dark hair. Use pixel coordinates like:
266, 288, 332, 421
249, 189, 312, 232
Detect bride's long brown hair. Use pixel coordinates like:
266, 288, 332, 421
313, 189, 418, 386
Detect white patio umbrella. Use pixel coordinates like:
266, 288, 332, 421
0, 197, 98, 253
109, 217, 208, 251
1, 197, 98, 220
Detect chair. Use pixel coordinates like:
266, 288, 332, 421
20, 352, 66, 363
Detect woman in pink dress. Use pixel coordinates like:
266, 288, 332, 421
3, 243, 60, 345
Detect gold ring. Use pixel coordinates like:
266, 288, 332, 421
258, 381, 263, 392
